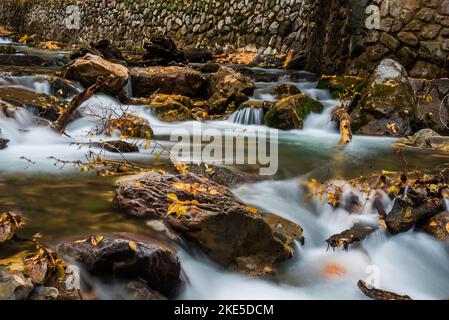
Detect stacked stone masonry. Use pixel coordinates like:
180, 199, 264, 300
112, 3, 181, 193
0, 0, 448, 78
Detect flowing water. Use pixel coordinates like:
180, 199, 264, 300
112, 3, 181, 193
1, 41, 449, 300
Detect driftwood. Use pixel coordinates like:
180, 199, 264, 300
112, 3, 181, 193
326, 224, 377, 250
54, 75, 115, 133
357, 280, 412, 300
331, 93, 361, 145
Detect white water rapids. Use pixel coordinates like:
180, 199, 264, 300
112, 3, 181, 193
0, 46, 448, 299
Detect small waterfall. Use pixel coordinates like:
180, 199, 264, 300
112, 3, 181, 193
229, 108, 264, 125
124, 78, 133, 97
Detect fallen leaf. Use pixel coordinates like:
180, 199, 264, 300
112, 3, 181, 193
129, 241, 137, 251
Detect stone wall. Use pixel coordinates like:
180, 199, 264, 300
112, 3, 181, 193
0, 0, 448, 78
348, 0, 449, 78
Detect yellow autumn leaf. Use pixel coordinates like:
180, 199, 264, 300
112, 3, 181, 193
167, 193, 179, 202
129, 241, 137, 251
209, 189, 219, 196
446, 222, 449, 234
167, 203, 187, 218
134, 182, 142, 187
244, 206, 257, 215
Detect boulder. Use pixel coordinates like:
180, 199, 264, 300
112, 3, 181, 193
272, 83, 302, 99
183, 47, 213, 63
106, 113, 154, 139
130, 66, 207, 98
92, 40, 124, 61
386, 197, 444, 234
349, 59, 418, 137
115, 171, 304, 276
208, 66, 255, 98
284, 51, 306, 70
264, 93, 324, 130
146, 94, 195, 122
207, 67, 255, 115
143, 36, 185, 65
0, 87, 68, 121
398, 129, 449, 151
57, 233, 182, 297
62, 54, 129, 94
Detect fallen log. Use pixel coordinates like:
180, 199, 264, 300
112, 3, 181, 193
326, 223, 377, 250
54, 75, 115, 133
357, 280, 412, 300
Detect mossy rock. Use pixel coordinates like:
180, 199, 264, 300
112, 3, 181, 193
264, 93, 323, 130
146, 94, 195, 122
317, 76, 367, 99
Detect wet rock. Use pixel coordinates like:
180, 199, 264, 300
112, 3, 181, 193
57, 233, 182, 297
284, 50, 306, 70
0, 138, 8, 150
206, 67, 255, 114
326, 224, 377, 250
250, 54, 285, 69
208, 66, 255, 98
62, 54, 129, 94
317, 76, 367, 99
421, 211, 449, 241
178, 163, 247, 187
92, 40, 124, 61
410, 78, 449, 135
130, 66, 206, 98
0, 87, 68, 121
115, 172, 303, 276
350, 59, 418, 137
237, 67, 282, 82
358, 280, 412, 300
143, 36, 185, 66
69, 47, 100, 61
264, 93, 324, 130
398, 129, 449, 151
272, 83, 301, 99
0, 268, 34, 300
29, 286, 59, 300
106, 113, 154, 139
386, 197, 444, 234
183, 47, 213, 63
146, 94, 195, 122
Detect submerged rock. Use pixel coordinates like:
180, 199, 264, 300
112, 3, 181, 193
264, 93, 324, 130
115, 171, 303, 276
57, 233, 182, 297
94, 141, 139, 153
130, 66, 206, 98
0, 86, 68, 121
62, 53, 129, 94
350, 59, 417, 137
398, 129, 449, 151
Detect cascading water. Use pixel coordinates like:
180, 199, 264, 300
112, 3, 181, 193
229, 107, 264, 125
